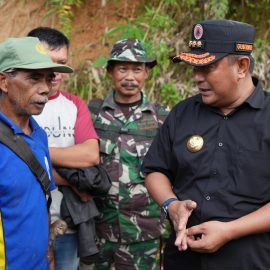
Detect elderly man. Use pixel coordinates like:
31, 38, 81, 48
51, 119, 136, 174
142, 19, 270, 270
85, 39, 169, 270
0, 37, 72, 270
28, 27, 100, 270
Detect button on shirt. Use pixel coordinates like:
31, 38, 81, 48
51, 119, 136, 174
142, 78, 270, 269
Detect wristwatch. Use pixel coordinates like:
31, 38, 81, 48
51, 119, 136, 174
161, 197, 178, 217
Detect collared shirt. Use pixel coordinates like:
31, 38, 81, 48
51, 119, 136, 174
0, 113, 55, 270
90, 90, 169, 243
142, 78, 270, 269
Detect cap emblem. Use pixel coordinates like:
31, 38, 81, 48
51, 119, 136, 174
235, 42, 253, 52
177, 53, 216, 65
187, 135, 204, 153
36, 43, 48, 55
194, 24, 203, 40
189, 40, 204, 49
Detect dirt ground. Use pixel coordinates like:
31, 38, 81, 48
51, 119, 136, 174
0, 0, 142, 68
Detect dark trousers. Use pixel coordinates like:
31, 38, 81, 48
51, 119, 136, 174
163, 233, 201, 270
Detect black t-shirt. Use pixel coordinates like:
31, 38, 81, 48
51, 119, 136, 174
115, 99, 142, 119
142, 78, 270, 270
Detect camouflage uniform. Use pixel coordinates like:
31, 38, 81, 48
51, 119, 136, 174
82, 38, 169, 270
87, 90, 168, 270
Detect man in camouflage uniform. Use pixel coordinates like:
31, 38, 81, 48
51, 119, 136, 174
83, 39, 169, 270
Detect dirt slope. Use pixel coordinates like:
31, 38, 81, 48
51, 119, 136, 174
0, 0, 142, 67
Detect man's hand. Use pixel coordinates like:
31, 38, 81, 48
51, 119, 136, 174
168, 199, 197, 251
49, 219, 68, 245
52, 169, 93, 202
187, 220, 231, 253
71, 186, 93, 202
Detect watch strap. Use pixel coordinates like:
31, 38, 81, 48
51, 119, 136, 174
161, 197, 178, 216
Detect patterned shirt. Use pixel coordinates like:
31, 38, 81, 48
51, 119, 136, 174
89, 90, 169, 243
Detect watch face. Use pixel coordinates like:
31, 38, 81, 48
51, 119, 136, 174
161, 207, 168, 221
161, 198, 178, 220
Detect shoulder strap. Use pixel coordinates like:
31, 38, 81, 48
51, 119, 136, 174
0, 121, 51, 211
94, 122, 158, 138
88, 98, 104, 121
155, 103, 168, 127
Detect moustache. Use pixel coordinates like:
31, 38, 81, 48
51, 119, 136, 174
121, 82, 139, 88
31, 97, 49, 104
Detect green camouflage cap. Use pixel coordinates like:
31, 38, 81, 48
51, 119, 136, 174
0, 37, 73, 73
107, 39, 157, 68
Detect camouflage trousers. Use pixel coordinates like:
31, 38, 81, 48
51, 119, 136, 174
79, 237, 160, 270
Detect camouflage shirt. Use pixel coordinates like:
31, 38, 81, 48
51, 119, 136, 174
89, 90, 168, 243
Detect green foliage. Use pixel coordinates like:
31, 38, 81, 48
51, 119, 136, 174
46, 0, 83, 38
88, 0, 243, 107
68, 60, 111, 101
205, 0, 229, 19
66, 0, 270, 106
92, 0, 182, 107
160, 82, 180, 108
229, 0, 270, 39
255, 38, 268, 62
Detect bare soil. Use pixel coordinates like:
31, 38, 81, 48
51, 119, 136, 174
0, 0, 143, 68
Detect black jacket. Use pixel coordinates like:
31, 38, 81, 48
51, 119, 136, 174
57, 166, 111, 258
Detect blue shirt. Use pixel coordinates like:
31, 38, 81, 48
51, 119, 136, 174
0, 113, 55, 270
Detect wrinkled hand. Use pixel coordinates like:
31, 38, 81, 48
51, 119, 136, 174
187, 220, 231, 253
168, 200, 197, 251
49, 219, 68, 245
71, 186, 93, 202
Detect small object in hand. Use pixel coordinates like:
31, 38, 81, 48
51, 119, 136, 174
49, 219, 68, 245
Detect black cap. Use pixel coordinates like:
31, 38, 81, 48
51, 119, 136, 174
173, 20, 256, 66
